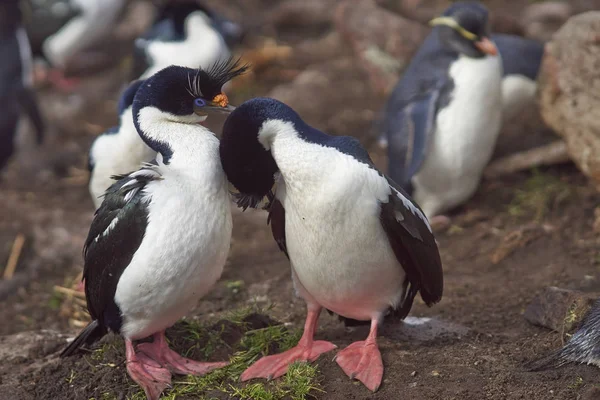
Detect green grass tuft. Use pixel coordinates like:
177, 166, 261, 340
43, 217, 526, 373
568, 376, 584, 390
225, 280, 245, 294
127, 309, 322, 400
508, 169, 571, 221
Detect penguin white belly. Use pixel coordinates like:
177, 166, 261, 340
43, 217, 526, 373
501, 75, 537, 122
413, 54, 502, 218
280, 162, 405, 322
114, 172, 232, 340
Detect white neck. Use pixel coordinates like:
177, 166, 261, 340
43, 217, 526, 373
136, 107, 221, 177
259, 120, 336, 194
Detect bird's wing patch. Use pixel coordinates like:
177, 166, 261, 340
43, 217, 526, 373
267, 196, 288, 259
82, 166, 161, 331
385, 86, 445, 192
379, 176, 443, 318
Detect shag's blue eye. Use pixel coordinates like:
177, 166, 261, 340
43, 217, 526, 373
194, 98, 206, 107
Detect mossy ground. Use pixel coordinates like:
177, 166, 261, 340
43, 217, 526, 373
42, 306, 322, 400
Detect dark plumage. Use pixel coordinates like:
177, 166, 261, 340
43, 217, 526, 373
133, 58, 247, 163
0, 0, 44, 171
492, 33, 544, 80
117, 79, 146, 115
527, 299, 600, 371
61, 167, 160, 357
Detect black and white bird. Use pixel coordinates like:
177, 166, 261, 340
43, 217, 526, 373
527, 299, 600, 371
0, 0, 44, 172
132, 0, 239, 80
491, 33, 544, 122
376, 2, 502, 224
24, 0, 126, 90
87, 79, 153, 208
60, 60, 247, 400
87, 0, 238, 207
219, 97, 443, 392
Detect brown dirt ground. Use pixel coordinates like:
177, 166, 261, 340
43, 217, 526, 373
3, 1, 600, 399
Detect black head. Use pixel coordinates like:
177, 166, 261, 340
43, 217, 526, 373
431, 2, 497, 59
117, 79, 146, 116
132, 58, 248, 161
220, 97, 302, 210
154, 0, 211, 37
133, 57, 248, 121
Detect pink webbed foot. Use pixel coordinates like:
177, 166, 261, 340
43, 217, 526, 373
125, 340, 171, 400
241, 339, 336, 381
242, 307, 336, 381
335, 340, 384, 392
137, 332, 228, 376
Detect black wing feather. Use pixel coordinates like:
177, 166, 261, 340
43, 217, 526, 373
380, 177, 443, 319
267, 197, 288, 259
385, 88, 443, 194
61, 167, 161, 357
83, 168, 160, 330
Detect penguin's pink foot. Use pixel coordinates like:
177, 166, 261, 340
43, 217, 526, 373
335, 340, 383, 392
241, 307, 336, 381
137, 331, 228, 376
241, 339, 336, 381
125, 340, 171, 400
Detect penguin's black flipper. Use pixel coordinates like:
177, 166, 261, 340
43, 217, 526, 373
16, 86, 44, 144
385, 88, 442, 193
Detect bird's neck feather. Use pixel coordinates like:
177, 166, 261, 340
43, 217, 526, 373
258, 120, 333, 195
136, 106, 220, 173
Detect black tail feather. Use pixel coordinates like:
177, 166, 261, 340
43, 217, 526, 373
60, 320, 106, 357
525, 348, 570, 371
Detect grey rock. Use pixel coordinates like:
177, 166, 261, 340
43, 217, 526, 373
524, 286, 597, 333
538, 12, 600, 188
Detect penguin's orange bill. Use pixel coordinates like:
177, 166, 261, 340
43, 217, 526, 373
474, 37, 498, 56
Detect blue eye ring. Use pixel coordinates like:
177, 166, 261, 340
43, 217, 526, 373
194, 98, 206, 107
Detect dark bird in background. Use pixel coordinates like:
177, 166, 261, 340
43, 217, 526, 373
375, 2, 502, 226
491, 33, 544, 122
0, 0, 44, 172
86, 0, 241, 210
219, 97, 443, 392
527, 299, 600, 372
60, 60, 247, 400
87, 79, 153, 209
132, 0, 242, 80
22, 0, 127, 90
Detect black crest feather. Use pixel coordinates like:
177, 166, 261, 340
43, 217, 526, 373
189, 57, 250, 100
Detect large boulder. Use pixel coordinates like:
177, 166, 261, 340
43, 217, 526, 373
538, 12, 600, 187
